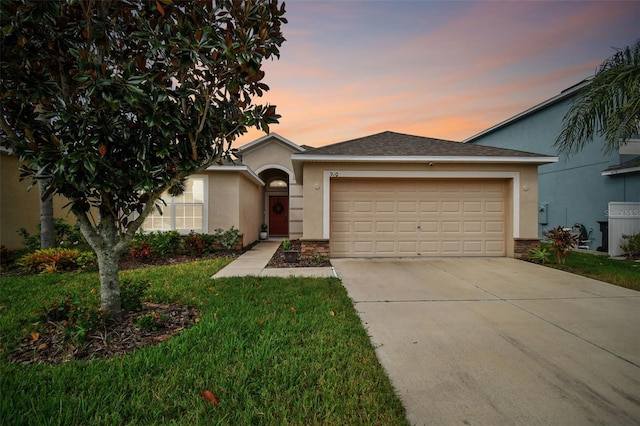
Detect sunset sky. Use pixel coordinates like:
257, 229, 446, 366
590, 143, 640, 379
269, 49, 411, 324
236, 0, 639, 148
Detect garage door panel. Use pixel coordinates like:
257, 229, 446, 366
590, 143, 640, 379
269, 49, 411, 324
442, 201, 461, 213
398, 241, 417, 254
463, 221, 482, 233
442, 241, 462, 254
420, 201, 438, 213
486, 221, 504, 233
376, 201, 395, 213
331, 179, 506, 257
354, 201, 373, 212
353, 221, 373, 233
376, 221, 395, 233
397, 221, 417, 233
485, 201, 504, 213
463, 240, 483, 253
419, 221, 439, 233
353, 241, 374, 255
442, 221, 460, 233
376, 241, 397, 254
463, 201, 482, 212
418, 240, 438, 253
486, 241, 505, 254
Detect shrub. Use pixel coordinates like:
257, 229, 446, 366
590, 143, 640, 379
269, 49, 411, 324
1, 245, 15, 267
38, 293, 105, 342
213, 227, 240, 250
18, 218, 90, 253
620, 232, 640, 258
135, 311, 167, 331
132, 230, 182, 258
18, 248, 91, 273
543, 226, 579, 264
183, 232, 207, 256
120, 278, 150, 312
130, 241, 155, 261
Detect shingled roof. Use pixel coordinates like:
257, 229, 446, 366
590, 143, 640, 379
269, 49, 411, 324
301, 131, 550, 158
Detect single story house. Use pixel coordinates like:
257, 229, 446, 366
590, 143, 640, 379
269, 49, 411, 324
143, 131, 556, 258
463, 80, 640, 255
1, 131, 557, 258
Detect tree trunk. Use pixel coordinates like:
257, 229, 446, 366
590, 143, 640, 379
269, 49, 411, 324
96, 248, 122, 320
39, 180, 55, 249
74, 207, 128, 321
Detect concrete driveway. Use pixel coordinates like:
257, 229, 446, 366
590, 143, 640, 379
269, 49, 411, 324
331, 257, 640, 425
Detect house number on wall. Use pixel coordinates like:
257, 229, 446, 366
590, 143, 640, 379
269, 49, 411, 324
330, 171, 339, 178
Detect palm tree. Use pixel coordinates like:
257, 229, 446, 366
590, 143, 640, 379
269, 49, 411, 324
555, 40, 640, 155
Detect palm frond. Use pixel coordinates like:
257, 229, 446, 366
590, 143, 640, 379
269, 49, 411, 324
554, 40, 640, 155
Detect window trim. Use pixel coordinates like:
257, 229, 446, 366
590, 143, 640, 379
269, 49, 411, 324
143, 175, 208, 234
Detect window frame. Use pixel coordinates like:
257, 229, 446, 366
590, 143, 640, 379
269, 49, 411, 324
142, 174, 209, 234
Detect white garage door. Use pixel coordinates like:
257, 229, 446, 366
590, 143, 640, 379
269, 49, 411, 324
331, 179, 506, 257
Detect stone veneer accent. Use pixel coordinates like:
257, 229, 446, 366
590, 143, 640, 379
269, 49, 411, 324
514, 238, 541, 259
300, 239, 330, 261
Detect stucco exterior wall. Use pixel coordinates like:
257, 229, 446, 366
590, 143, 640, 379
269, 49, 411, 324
301, 161, 540, 257
468, 94, 640, 249
208, 172, 241, 232
242, 138, 298, 180
1, 151, 72, 250
206, 171, 263, 245
238, 173, 262, 244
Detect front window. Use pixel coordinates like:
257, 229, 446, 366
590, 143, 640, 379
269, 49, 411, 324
143, 175, 207, 233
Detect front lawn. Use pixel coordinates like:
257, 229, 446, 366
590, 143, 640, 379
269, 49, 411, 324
0, 259, 408, 425
546, 250, 640, 291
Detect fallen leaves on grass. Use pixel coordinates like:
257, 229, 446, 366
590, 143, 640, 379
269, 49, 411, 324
201, 390, 219, 405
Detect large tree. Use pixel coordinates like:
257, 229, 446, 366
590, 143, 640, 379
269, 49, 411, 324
1, 0, 286, 319
555, 40, 640, 155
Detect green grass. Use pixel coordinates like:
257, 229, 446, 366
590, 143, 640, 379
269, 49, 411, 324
0, 259, 408, 425
546, 250, 640, 291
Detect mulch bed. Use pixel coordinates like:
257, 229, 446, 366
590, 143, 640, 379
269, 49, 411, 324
9, 303, 199, 365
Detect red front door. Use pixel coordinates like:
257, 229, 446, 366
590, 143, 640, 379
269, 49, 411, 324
269, 196, 289, 236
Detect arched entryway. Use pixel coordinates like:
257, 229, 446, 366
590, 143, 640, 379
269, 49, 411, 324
259, 168, 290, 238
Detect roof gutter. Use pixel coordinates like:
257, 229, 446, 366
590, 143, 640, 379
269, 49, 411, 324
601, 166, 640, 176
205, 164, 265, 186
291, 154, 558, 164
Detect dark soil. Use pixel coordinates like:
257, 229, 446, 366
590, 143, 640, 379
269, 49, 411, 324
265, 239, 331, 268
9, 303, 199, 365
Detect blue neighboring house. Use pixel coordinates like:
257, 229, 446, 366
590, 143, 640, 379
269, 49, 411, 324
464, 80, 640, 253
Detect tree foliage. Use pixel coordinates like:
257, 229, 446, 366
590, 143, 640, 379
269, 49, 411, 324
1, 0, 286, 318
555, 40, 640, 155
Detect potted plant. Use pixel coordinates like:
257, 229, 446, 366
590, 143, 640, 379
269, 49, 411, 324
282, 238, 299, 263
259, 223, 268, 240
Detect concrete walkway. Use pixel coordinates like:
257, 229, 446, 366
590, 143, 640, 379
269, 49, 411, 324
211, 241, 336, 279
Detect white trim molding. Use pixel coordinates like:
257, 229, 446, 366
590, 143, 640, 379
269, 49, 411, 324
205, 164, 265, 186
322, 170, 521, 240
253, 163, 296, 184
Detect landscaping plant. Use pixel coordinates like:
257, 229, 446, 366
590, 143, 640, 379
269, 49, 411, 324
543, 226, 579, 264
528, 246, 551, 264
620, 232, 640, 259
